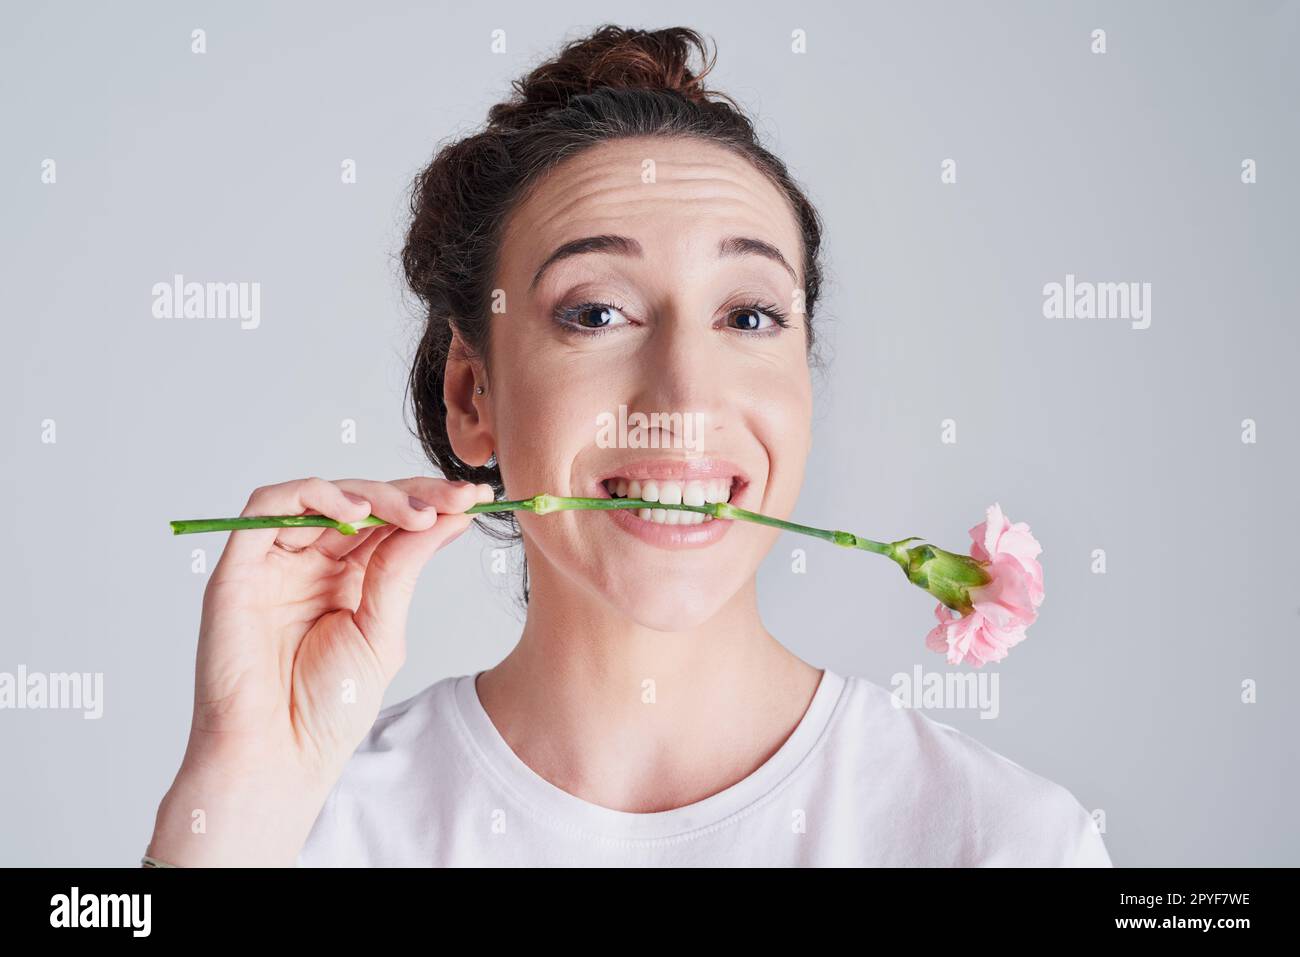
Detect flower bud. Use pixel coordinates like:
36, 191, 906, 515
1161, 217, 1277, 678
894, 542, 992, 613
529, 494, 560, 515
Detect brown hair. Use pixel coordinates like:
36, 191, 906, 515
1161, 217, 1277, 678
402, 25, 826, 601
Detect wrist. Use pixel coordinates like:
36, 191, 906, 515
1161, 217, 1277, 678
148, 760, 333, 867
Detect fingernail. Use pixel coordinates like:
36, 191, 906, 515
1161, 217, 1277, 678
409, 495, 433, 511
343, 491, 367, 505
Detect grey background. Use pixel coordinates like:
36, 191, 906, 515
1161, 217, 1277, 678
2, 1, 1296, 866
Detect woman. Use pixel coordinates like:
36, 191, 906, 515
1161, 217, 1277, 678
146, 25, 1111, 867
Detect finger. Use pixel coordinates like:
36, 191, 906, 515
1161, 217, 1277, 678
271, 524, 329, 551
353, 513, 476, 675
386, 478, 496, 514
274, 477, 456, 556
310, 522, 387, 561
220, 478, 374, 566
273, 501, 371, 551
294, 474, 452, 558
336, 523, 399, 567
268, 490, 375, 551
331, 478, 443, 532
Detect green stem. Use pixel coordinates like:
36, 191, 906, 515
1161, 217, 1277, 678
169, 494, 912, 569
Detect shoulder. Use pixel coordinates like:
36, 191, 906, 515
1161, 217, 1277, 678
373, 674, 458, 728
296, 676, 470, 866
316, 675, 467, 813
829, 673, 1112, 866
353, 673, 465, 764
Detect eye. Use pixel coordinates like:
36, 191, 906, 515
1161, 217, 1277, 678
554, 301, 631, 334
724, 301, 790, 333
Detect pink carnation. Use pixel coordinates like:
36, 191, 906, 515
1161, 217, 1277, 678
925, 503, 1044, 667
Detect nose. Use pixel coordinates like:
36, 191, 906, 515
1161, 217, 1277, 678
627, 306, 726, 450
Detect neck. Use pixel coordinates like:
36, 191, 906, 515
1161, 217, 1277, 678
474, 552, 823, 812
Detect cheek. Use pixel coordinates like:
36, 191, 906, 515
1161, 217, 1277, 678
745, 360, 813, 493
766, 363, 813, 434
491, 352, 613, 494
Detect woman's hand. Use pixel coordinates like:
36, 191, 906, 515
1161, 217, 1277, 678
146, 476, 493, 866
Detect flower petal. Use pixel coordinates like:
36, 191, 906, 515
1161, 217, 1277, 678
929, 504, 1043, 666
969, 502, 1008, 562
926, 604, 994, 666
996, 525, 1043, 567
971, 554, 1038, 624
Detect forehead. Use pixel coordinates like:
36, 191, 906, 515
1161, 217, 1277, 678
501, 136, 803, 283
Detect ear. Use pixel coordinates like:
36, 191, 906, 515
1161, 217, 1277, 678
444, 327, 494, 467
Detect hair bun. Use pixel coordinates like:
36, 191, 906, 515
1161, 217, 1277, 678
487, 25, 729, 128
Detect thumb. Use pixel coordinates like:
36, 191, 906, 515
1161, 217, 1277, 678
353, 513, 474, 675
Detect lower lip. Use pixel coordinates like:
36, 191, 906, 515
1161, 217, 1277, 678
592, 486, 737, 549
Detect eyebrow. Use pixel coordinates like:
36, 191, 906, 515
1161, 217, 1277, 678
717, 236, 799, 285
529, 234, 799, 290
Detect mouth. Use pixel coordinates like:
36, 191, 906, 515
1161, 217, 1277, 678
590, 461, 748, 538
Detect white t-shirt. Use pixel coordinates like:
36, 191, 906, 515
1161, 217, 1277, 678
296, 668, 1112, 867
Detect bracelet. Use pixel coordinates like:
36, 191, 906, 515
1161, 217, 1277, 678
141, 853, 178, 868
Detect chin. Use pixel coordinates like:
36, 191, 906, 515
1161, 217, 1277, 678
623, 599, 723, 633
592, 567, 739, 633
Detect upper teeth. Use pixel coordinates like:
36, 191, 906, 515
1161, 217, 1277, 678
603, 478, 733, 525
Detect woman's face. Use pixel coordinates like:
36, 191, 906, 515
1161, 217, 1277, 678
469, 135, 812, 630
